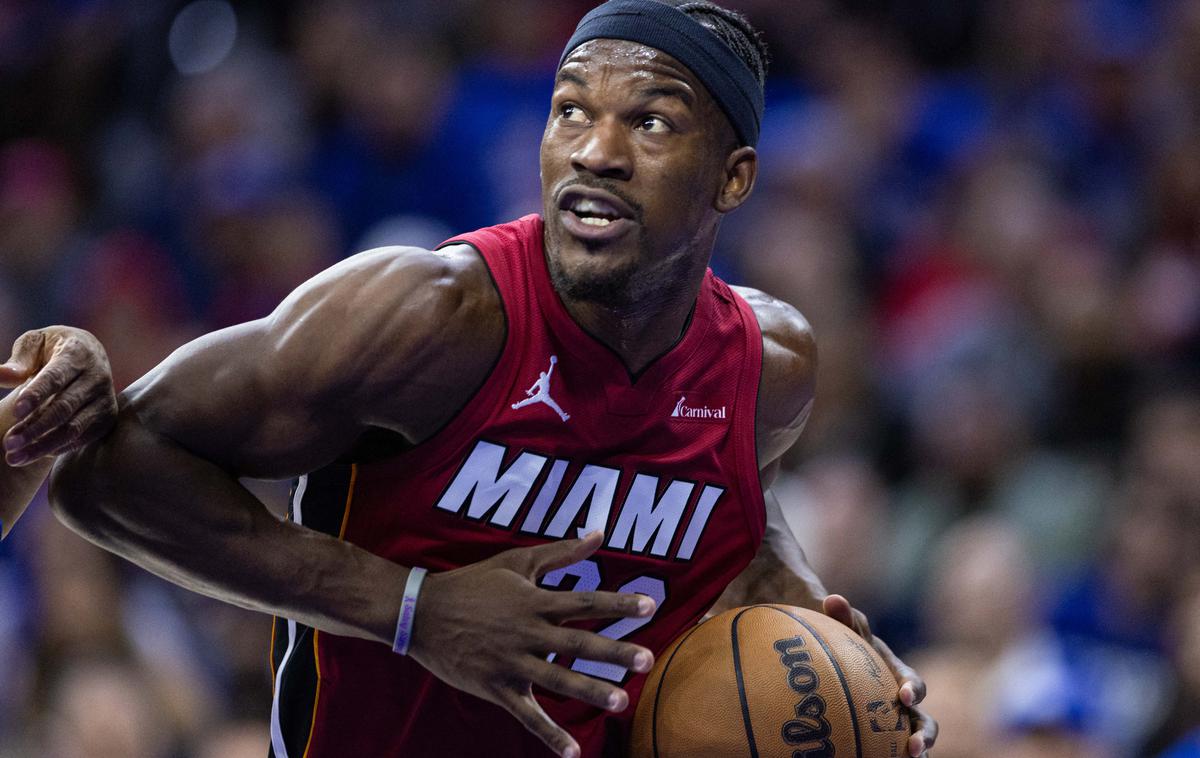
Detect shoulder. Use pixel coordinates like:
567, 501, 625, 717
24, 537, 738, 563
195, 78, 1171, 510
731, 286, 817, 467
275, 243, 496, 328
231, 242, 499, 441
267, 243, 505, 431
120, 244, 505, 473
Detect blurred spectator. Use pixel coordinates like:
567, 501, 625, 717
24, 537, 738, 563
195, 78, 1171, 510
880, 261, 1110, 618
775, 454, 890, 609
0, 140, 83, 327
62, 229, 197, 390
1143, 577, 1200, 757
1046, 393, 1200, 752
3, 0, 1200, 753
40, 660, 170, 758
195, 721, 268, 758
907, 517, 1125, 756
1001, 723, 1112, 758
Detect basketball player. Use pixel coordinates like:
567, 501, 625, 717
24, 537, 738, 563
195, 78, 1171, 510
0, 327, 116, 538
50, 2, 937, 756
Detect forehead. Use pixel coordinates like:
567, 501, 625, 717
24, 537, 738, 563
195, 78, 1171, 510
557, 38, 704, 94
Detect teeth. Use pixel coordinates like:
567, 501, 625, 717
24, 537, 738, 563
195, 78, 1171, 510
571, 197, 619, 219
580, 217, 612, 227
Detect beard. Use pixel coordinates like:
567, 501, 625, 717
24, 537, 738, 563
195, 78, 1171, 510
541, 177, 711, 311
544, 230, 700, 314
545, 241, 643, 309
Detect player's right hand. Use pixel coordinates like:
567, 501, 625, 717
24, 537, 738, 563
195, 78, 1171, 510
408, 531, 656, 758
0, 327, 118, 466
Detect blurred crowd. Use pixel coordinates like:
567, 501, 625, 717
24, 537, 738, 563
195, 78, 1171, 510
1, 0, 1198, 756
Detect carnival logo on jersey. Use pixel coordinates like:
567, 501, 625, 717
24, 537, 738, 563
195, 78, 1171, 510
670, 394, 727, 421
434, 440, 726, 563
512, 355, 570, 422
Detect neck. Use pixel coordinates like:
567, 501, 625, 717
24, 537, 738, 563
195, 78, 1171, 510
559, 261, 708, 378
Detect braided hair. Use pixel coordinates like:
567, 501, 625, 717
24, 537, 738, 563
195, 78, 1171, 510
651, 0, 770, 88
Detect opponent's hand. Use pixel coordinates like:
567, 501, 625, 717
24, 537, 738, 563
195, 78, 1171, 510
823, 594, 937, 758
409, 531, 657, 758
0, 327, 118, 466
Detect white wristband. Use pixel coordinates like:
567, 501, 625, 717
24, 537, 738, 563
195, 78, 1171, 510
392, 567, 427, 656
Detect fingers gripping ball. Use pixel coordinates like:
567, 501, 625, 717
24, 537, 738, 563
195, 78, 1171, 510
632, 605, 907, 758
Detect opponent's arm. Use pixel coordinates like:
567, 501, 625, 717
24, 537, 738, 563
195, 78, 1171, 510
0, 327, 117, 538
50, 246, 652, 758
0, 387, 47, 537
727, 286, 937, 758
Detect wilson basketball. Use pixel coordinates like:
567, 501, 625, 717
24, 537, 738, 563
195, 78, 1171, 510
631, 604, 908, 758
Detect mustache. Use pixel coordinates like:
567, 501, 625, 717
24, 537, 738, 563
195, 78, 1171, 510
554, 177, 644, 223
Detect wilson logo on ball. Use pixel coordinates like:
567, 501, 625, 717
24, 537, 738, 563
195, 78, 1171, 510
773, 635, 835, 757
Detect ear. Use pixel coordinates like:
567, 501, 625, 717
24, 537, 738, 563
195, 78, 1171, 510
715, 146, 758, 213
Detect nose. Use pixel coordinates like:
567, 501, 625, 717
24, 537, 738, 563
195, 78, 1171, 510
570, 117, 633, 180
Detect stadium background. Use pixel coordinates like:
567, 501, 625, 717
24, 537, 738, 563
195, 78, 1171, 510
1, 0, 1199, 755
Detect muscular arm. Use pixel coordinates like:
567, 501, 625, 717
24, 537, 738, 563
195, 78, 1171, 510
710, 490, 828, 616
726, 286, 936, 757
713, 286, 821, 612
49, 244, 505, 642
50, 246, 656, 758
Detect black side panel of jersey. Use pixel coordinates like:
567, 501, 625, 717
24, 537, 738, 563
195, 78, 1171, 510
268, 464, 356, 758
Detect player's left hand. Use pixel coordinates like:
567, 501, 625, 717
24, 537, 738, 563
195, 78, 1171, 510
0, 327, 118, 466
822, 594, 937, 758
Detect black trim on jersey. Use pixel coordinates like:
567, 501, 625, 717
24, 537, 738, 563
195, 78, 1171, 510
272, 622, 321, 758
270, 616, 287, 687
268, 468, 355, 758
338, 425, 413, 464
290, 465, 355, 538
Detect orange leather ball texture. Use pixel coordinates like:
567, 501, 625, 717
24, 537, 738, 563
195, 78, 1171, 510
632, 605, 908, 758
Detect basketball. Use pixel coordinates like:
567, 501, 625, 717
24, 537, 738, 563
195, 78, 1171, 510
632, 604, 908, 758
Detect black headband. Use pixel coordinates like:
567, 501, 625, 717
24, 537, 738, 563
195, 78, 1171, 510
558, 0, 764, 147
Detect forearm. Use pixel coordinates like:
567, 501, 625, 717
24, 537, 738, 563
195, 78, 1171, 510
713, 534, 828, 613
712, 491, 828, 613
0, 385, 53, 538
49, 407, 406, 644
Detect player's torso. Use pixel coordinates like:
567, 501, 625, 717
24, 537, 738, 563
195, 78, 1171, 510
269, 215, 766, 758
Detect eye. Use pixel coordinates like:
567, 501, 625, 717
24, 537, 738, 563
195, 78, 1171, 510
635, 115, 671, 134
560, 104, 588, 123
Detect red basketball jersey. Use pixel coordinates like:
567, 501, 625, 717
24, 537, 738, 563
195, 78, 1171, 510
268, 215, 766, 758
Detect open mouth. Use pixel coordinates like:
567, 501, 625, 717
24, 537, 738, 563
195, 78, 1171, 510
556, 187, 637, 241
567, 197, 624, 227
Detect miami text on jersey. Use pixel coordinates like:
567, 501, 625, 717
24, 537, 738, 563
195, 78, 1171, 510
435, 440, 725, 562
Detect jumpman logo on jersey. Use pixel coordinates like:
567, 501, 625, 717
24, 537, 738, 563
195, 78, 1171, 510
512, 355, 570, 422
